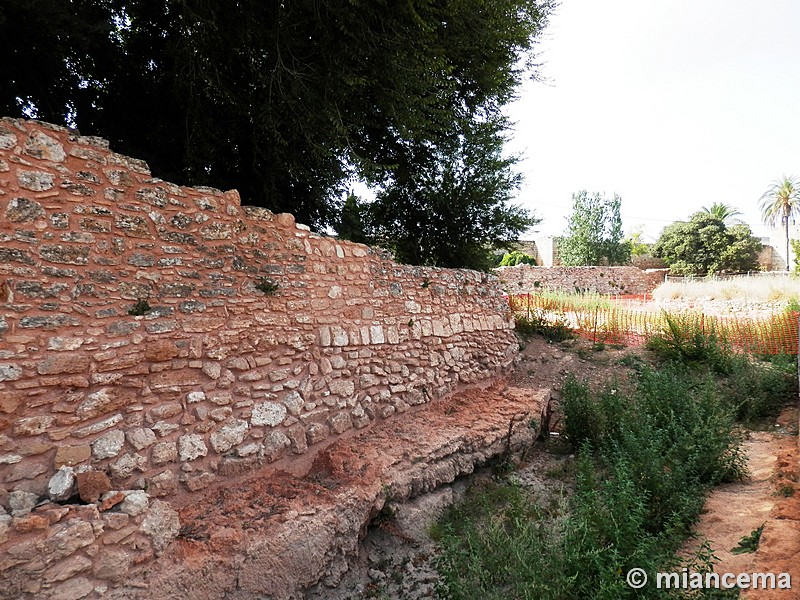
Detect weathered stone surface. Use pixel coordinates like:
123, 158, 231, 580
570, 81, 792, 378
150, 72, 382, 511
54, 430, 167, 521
126, 427, 157, 450
251, 401, 287, 427
48, 466, 76, 501
92, 429, 125, 460
145, 340, 179, 361
76, 470, 112, 503
6, 196, 45, 222
148, 470, 178, 497
329, 411, 353, 434
9, 490, 39, 516
39, 244, 90, 265
110, 452, 147, 480
54, 445, 91, 468
262, 431, 290, 462
44, 554, 92, 583
23, 130, 66, 161
329, 379, 355, 397
47, 521, 95, 559
74, 414, 123, 438
48, 576, 94, 600
37, 354, 90, 375
210, 419, 248, 454
75, 388, 121, 419
186, 391, 207, 403
14, 415, 54, 436
92, 547, 131, 582
306, 422, 331, 446
178, 434, 207, 461
140, 499, 180, 555
119, 490, 149, 516
0, 363, 23, 381
17, 170, 55, 191
151, 441, 178, 465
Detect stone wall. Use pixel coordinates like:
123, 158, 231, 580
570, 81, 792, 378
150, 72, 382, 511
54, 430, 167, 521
0, 118, 517, 598
495, 264, 668, 295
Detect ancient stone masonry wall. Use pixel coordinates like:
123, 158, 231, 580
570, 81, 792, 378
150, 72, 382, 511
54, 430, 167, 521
496, 264, 668, 295
0, 118, 517, 598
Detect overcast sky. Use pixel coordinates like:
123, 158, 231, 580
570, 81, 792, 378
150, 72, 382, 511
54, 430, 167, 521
506, 0, 800, 242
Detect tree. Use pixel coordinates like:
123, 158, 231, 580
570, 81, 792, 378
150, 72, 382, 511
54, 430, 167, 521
559, 191, 631, 266
361, 118, 539, 271
701, 202, 743, 226
0, 0, 554, 242
625, 227, 649, 257
499, 250, 537, 267
653, 213, 761, 275
759, 176, 800, 271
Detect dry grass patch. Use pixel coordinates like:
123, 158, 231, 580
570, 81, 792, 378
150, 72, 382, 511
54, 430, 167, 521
653, 275, 800, 303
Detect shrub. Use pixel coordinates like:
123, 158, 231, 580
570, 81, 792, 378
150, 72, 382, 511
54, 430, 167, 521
515, 309, 574, 342
498, 250, 537, 266
433, 364, 747, 599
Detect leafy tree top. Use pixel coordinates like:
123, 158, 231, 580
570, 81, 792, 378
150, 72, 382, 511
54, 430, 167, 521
559, 191, 630, 266
653, 212, 761, 275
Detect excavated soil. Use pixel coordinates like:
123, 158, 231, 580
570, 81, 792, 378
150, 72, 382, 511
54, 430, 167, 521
686, 407, 800, 599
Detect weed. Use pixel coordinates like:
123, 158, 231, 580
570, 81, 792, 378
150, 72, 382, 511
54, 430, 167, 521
731, 525, 764, 554
128, 299, 151, 316
254, 278, 279, 295
421, 277, 430, 288
775, 483, 795, 497
515, 308, 573, 342
433, 363, 749, 599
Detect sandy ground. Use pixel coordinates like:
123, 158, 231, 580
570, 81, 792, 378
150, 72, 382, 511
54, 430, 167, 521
685, 407, 800, 599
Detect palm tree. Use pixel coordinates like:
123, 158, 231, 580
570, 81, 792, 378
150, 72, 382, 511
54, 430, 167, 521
701, 202, 742, 225
760, 176, 800, 271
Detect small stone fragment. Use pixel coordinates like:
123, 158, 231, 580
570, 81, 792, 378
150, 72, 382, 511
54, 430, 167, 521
48, 466, 76, 501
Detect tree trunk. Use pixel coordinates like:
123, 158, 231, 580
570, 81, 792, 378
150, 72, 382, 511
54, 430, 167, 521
786, 215, 791, 271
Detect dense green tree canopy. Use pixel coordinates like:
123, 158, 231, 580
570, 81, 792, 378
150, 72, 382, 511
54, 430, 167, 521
0, 0, 553, 250
653, 213, 762, 275
559, 191, 630, 266
362, 119, 540, 270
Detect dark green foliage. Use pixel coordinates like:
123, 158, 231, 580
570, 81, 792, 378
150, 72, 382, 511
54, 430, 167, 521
1, 0, 553, 246
499, 250, 537, 266
645, 313, 734, 372
127, 299, 151, 316
433, 364, 748, 599
653, 213, 762, 275
365, 119, 540, 270
514, 308, 574, 342
559, 191, 631, 266
254, 278, 279, 295
730, 525, 763, 555
646, 314, 798, 422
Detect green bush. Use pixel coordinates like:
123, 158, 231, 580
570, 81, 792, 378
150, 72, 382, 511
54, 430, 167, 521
499, 250, 537, 267
433, 364, 747, 599
515, 308, 574, 342
645, 312, 733, 373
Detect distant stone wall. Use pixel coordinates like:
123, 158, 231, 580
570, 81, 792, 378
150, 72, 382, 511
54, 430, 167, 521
495, 264, 668, 295
0, 118, 517, 598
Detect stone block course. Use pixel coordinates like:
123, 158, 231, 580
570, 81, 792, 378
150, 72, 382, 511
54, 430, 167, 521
0, 118, 518, 596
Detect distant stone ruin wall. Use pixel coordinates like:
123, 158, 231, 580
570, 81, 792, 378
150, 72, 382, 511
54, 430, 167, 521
0, 117, 518, 596
496, 264, 668, 295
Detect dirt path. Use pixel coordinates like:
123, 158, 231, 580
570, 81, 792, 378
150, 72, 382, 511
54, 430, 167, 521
686, 408, 800, 599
